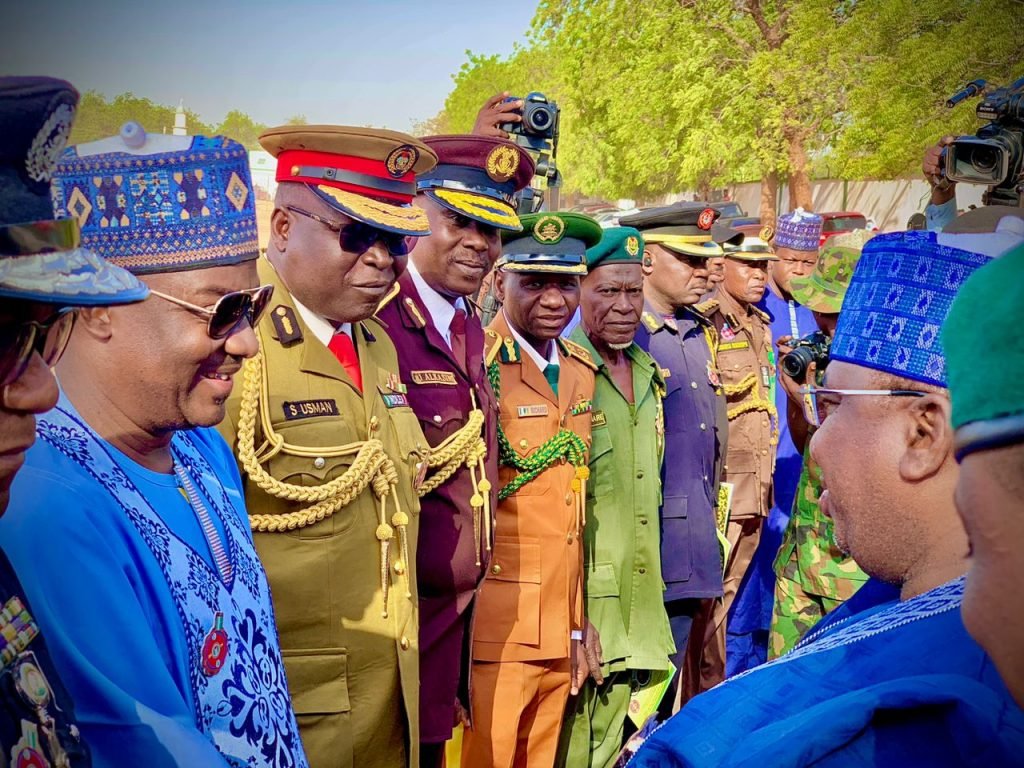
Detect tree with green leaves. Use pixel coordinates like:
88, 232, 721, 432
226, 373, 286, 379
214, 110, 269, 150
70, 91, 213, 145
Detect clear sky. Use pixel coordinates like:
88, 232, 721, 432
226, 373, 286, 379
2, 0, 537, 132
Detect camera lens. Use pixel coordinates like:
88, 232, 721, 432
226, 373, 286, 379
968, 145, 999, 175
781, 347, 814, 381
527, 106, 552, 133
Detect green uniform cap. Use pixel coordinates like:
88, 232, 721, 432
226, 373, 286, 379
790, 230, 873, 313
942, 241, 1024, 460
585, 226, 644, 270
499, 211, 603, 275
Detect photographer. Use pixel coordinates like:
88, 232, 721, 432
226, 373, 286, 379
921, 135, 959, 231
768, 230, 873, 657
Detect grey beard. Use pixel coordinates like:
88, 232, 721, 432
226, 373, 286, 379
608, 340, 632, 350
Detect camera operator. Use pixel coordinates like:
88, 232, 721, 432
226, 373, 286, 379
473, 92, 524, 138
921, 135, 960, 231
768, 230, 874, 658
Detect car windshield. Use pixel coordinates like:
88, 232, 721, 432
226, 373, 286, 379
823, 215, 866, 232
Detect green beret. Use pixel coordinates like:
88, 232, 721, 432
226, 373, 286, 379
499, 211, 603, 275
942, 242, 1024, 460
586, 226, 643, 270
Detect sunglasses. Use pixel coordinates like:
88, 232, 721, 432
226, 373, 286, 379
0, 308, 77, 388
149, 284, 274, 339
286, 205, 410, 257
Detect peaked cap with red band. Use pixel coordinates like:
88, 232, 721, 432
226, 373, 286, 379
417, 135, 534, 232
260, 124, 438, 236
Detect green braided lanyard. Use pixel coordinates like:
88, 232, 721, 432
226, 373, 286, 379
487, 360, 589, 501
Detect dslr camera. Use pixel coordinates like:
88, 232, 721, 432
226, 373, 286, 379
944, 76, 1024, 206
781, 330, 831, 383
500, 92, 561, 213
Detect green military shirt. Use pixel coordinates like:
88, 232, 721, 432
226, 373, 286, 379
570, 328, 675, 673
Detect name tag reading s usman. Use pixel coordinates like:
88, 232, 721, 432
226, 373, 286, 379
282, 399, 340, 420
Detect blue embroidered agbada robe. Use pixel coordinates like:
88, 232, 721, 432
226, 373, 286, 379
629, 576, 1024, 767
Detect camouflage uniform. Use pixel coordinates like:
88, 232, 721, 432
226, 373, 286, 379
769, 443, 868, 658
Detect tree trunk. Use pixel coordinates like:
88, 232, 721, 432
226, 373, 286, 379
759, 172, 778, 228
785, 130, 813, 211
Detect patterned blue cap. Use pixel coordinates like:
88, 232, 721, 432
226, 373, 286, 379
831, 231, 992, 387
775, 208, 823, 251
51, 128, 259, 275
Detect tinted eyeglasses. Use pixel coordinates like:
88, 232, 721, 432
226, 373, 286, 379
149, 284, 274, 339
0, 308, 76, 388
286, 205, 410, 257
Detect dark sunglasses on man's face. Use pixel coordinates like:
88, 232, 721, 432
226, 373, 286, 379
149, 284, 274, 340
0, 307, 76, 388
286, 205, 410, 257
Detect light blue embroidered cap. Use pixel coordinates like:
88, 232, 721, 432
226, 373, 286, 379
51, 122, 259, 275
831, 230, 1005, 386
0, 76, 148, 305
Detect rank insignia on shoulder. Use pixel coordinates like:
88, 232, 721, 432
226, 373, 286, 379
517, 404, 549, 418
660, 367, 672, 379
641, 312, 661, 332
560, 338, 598, 370
270, 305, 303, 345
570, 396, 592, 415
484, 330, 503, 366
591, 410, 607, 427
411, 370, 457, 386
694, 299, 719, 316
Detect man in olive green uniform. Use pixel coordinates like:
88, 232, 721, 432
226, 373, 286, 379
559, 228, 674, 768
462, 212, 602, 768
769, 232, 872, 657
700, 233, 778, 689
219, 125, 438, 768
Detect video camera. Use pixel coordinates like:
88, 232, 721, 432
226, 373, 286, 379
944, 76, 1024, 207
500, 92, 561, 214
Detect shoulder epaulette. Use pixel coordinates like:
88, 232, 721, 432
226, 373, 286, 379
269, 304, 303, 345
498, 335, 520, 363
751, 305, 771, 323
560, 338, 599, 371
641, 311, 662, 332
375, 281, 401, 314
484, 329, 503, 366
694, 298, 719, 316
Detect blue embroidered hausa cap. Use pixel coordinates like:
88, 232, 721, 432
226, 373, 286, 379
51, 124, 259, 275
0, 77, 147, 305
775, 208, 823, 252
830, 231, 996, 387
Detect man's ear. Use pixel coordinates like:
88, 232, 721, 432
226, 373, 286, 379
270, 206, 290, 252
641, 247, 656, 275
899, 393, 954, 481
494, 269, 507, 302
74, 306, 114, 342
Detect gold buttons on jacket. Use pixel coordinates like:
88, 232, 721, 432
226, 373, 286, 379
690, 381, 698, 389
564, 493, 573, 506
369, 415, 379, 432
433, 414, 443, 424
519, 438, 529, 449
567, 533, 574, 544
491, 563, 502, 576
393, 561, 405, 575
313, 457, 326, 469
400, 636, 410, 650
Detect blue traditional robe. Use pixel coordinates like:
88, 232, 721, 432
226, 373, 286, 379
0, 395, 308, 768
629, 576, 1024, 767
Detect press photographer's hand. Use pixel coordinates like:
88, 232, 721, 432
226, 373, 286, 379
473, 92, 523, 138
923, 135, 957, 205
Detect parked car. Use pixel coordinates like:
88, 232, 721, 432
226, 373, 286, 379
819, 211, 871, 246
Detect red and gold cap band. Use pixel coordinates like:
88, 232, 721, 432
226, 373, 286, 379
276, 149, 416, 203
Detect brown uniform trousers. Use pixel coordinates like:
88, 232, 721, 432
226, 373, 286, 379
219, 259, 429, 768
691, 288, 777, 692
461, 312, 595, 768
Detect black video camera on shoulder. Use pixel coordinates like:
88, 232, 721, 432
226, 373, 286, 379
943, 76, 1024, 207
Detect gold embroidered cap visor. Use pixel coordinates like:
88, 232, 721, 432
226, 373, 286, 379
311, 184, 431, 237
422, 187, 521, 231
644, 233, 724, 259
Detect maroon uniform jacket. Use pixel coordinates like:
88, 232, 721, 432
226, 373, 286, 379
375, 271, 500, 743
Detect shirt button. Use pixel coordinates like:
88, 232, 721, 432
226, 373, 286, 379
691, 381, 698, 389
639, 567, 647, 575
491, 563, 502, 576
369, 415, 379, 432
704, 475, 709, 482
313, 457, 326, 469
636, 470, 644, 479
567, 533, 575, 544
762, 449, 769, 456
640, 518, 648, 526
699, 423, 707, 431
565, 493, 573, 506
520, 439, 529, 449
400, 636, 410, 650
433, 414, 442, 424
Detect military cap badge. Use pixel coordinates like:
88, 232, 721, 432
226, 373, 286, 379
385, 145, 419, 178
625, 235, 641, 257
486, 144, 519, 183
697, 207, 718, 231
533, 214, 566, 244
760, 224, 775, 243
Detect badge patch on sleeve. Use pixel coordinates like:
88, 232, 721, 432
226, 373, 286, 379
411, 370, 458, 386
282, 400, 340, 420
591, 410, 608, 428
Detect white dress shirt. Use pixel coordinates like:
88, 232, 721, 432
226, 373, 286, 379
503, 309, 559, 375
407, 259, 466, 349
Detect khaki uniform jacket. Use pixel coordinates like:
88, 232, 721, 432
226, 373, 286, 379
472, 313, 595, 664
708, 289, 778, 519
219, 258, 429, 768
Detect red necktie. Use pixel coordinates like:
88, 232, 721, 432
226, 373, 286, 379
328, 330, 362, 392
449, 308, 467, 371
